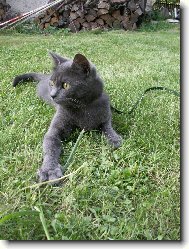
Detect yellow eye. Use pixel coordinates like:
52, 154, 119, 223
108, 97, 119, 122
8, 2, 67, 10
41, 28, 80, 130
49, 80, 54, 87
63, 82, 70, 90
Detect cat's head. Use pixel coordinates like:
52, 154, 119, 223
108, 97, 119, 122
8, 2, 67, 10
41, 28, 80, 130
48, 52, 104, 108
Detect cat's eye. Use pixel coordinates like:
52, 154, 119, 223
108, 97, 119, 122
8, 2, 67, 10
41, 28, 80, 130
49, 80, 54, 87
63, 82, 70, 90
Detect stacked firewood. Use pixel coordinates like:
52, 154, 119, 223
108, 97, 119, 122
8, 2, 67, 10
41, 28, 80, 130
35, 0, 147, 31
0, 0, 11, 21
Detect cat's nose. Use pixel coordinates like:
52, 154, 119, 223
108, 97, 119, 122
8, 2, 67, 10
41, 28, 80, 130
50, 89, 58, 99
51, 93, 57, 99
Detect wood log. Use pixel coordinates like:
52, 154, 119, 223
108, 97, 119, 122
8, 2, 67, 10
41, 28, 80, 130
44, 15, 51, 23
70, 11, 79, 20
0, 0, 10, 21
62, 10, 70, 18
100, 13, 112, 21
96, 18, 104, 26
44, 22, 50, 29
98, 1, 110, 10
39, 23, 45, 30
127, 0, 138, 11
68, 18, 80, 32
0, 9, 5, 16
83, 22, 90, 28
110, 0, 126, 3
97, 8, 109, 16
112, 19, 121, 29
121, 16, 129, 29
139, 0, 146, 12
105, 16, 115, 27
88, 9, 98, 17
77, 17, 85, 24
103, 25, 109, 30
122, 20, 133, 30
58, 6, 65, 14
82, 22, 90, 29
112, 10, 123, 21
71, 4, 79, 12
122, 15, 130, 23
132, 22, 137, 30
85, 14, 96, 22
34, 16, 41, 24
50, 16, 59, 26
130, 12, 139, 24
38, 13, 45, 19
89, 21, 98, 29
46, 8, 55, 15
77, 9, 85, 18
135, 7, 143, 16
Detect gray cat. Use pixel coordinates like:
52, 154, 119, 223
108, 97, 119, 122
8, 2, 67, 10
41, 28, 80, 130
13, 52, 122, 183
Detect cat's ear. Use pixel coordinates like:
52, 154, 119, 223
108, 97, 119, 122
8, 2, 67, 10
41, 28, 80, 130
49, 51, 67, 68
72, 54, 90, 75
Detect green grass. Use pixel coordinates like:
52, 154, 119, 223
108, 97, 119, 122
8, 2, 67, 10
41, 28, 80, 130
0, 25, 180, 240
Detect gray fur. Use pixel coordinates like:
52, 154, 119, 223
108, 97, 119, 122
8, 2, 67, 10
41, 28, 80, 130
13, 52, 122, 183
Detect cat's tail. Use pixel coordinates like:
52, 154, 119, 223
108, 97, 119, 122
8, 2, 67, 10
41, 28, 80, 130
13, 73, 46, 87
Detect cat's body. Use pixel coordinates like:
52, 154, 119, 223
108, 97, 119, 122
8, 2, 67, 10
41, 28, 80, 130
13, 52, 122, 183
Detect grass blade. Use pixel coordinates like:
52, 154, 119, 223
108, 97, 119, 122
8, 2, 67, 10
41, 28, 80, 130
35, 206, 51, 240
63, 129, 85, 170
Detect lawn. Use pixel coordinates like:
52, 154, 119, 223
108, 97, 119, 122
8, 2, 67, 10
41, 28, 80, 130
0, 24, 180, 240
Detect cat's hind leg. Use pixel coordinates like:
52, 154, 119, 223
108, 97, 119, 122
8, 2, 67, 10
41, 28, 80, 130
37, 79, 55, 106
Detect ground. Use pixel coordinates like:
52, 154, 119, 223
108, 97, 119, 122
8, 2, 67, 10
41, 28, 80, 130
0, 23, 180, 240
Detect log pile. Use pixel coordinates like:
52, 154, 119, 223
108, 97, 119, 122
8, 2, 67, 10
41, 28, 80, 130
0, 0, 11, 21
34, 0, 148, 32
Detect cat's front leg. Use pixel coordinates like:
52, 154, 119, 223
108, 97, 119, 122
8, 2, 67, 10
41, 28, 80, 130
101, 119, 122, 149
38, 113, 73, 184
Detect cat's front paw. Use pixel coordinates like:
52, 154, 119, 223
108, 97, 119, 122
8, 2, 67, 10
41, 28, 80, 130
37, 164, 63, 185
109, 135, 123, 149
